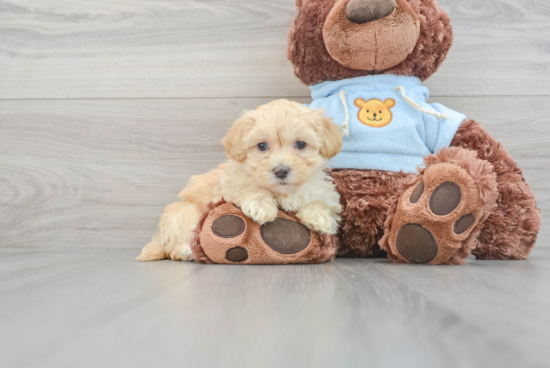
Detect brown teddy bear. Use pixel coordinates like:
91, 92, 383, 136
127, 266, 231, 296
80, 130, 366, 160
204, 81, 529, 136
287, 0, 541, 264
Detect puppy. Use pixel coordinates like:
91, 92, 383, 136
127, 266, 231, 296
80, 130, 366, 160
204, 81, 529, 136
137, 100, 343, 262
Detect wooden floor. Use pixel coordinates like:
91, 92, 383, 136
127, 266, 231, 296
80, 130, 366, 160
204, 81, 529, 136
1, 248, 550, 368
1, 0, 549, 367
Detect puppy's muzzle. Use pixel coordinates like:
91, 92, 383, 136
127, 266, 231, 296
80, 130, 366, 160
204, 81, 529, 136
273, 166, 290, 179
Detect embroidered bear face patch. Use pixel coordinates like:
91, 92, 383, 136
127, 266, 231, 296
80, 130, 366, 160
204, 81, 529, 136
355, 98, 396, 128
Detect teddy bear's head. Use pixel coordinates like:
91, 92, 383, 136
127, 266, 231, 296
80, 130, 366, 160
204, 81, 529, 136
287, 0, 453, 85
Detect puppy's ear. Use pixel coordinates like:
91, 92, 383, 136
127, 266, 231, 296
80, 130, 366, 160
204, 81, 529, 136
354, 98, 366, 108
314, 113, 343, 160
221, 112, 256, 162
384, 98, 396, 109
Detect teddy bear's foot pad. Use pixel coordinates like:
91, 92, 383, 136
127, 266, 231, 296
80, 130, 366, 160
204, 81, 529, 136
192, 202, 338, 265
395, 223, 438, 264
389, 162, 485, 265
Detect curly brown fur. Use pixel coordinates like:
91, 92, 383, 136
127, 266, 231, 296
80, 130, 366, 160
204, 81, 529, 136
451, 119, 541, 260
330, 169, 416, 257
287, 0, 453, 85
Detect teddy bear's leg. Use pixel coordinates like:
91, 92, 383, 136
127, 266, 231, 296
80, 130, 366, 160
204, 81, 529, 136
331, 169, 417, 258
450, 119, 541, 260
380, 147, 499, 265
192, 202, 339, 264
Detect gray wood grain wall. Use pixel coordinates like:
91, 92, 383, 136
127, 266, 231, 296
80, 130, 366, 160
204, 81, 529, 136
1, 0, 548, 250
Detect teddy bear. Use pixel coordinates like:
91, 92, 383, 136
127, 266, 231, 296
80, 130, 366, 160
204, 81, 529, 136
287, 0, 541, 264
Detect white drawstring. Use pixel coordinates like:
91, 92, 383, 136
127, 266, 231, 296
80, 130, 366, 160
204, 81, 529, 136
394, 85, 448, 120
339, 90, 350, 136
337, 86, 446, 138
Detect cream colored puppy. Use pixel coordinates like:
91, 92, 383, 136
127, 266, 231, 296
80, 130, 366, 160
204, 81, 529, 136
138, 100, 343, 262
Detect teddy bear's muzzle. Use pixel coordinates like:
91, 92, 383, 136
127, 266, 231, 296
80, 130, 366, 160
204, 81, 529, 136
323, 0, 420, 72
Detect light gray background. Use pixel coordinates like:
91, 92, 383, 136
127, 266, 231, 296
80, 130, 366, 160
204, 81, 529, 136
0, 1, 549, 367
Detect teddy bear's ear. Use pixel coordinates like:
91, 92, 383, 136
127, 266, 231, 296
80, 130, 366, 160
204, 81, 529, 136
384, 99, 396, 109
221, 112, 256, 162
354, 98, 366, 108
295, 0, 303, 7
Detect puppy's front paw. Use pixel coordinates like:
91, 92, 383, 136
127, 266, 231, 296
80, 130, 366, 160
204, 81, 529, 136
297, 207, 338, 235
241, 198, 278, 224
180, 245, 195, 262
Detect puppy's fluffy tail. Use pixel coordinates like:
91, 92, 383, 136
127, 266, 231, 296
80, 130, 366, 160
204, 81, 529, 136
136, 242, 166, 262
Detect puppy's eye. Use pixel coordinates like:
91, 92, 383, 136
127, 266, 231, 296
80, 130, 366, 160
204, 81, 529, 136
367, 110, 369, 113
379, 111, 382, 114
257, 142, 268, 151
295, 141, 307, 150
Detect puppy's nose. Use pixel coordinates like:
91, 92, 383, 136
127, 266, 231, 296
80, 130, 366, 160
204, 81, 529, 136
373, 113, 377, 117
346, 0, 396, 24
273, 166, 290, 179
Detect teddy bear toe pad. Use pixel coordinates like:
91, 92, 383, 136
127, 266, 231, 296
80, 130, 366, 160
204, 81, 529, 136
389, 163, 485, 265
212, 215, 245, 238
225, 247, 248, 262
429, 182, 462, 216
454, 214, 475, 234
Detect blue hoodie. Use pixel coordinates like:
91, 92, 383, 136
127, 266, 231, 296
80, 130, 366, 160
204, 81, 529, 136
308, 74, 467, 173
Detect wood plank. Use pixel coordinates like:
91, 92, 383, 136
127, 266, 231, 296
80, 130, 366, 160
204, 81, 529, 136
0, 0, 549, 99
0, 96, 548, 250
0, 248, 549, 367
